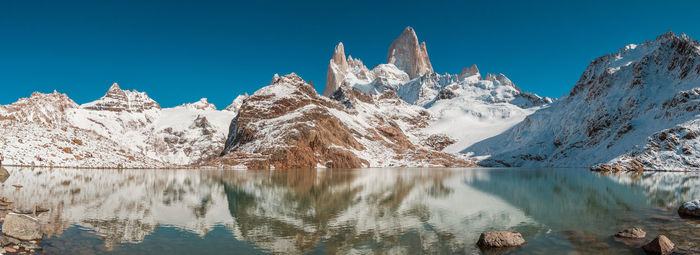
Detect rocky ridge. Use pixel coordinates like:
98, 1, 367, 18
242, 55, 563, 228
213, 73, 473, 169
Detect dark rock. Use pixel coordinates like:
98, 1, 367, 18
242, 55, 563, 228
678, 199, 700, 217
642, 235, 674, 255
19, 241, 41, 250
477, 230, 526, 248
0, 236, 21, 246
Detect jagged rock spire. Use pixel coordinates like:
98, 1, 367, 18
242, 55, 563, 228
323, 42, 348, 96
461, 64, 480, 79
387, 26, 433, 79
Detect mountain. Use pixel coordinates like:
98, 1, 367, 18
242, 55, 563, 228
213, 27, 552, 169
468, 31, 700, 171
0, 83, 237, 167
3, 28, 696, 171
0, 91, 159, 168
213, 73, 472, 169
322, 26, 551, 152
82, 83, 160, 112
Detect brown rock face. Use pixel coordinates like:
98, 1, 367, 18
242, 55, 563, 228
387, 27, 433, 79
477, 231, 526, 248
323, 43, 348, 97
642, 235, 675, 255
220, 73, 367, 169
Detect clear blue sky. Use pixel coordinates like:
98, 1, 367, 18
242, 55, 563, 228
1, 0, 698, 108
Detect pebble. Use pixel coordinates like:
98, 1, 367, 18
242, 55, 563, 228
3, 247, 16, 253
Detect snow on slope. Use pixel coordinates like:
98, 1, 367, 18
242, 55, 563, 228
424, 72, 549, 152
468, 31, 700, 170
1, 84, 237, 167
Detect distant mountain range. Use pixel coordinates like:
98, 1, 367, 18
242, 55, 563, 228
1, 28, 698, 170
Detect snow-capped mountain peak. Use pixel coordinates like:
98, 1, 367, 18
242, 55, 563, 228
177, 98, 217, 111
82, 83, 161, 112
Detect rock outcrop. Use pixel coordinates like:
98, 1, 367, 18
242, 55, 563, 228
387, 26, 433, 79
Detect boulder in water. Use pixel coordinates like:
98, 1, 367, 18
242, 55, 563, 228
678, 199, 700, 217
477, 230, 526, 248
642, 235, 674, 255
1, 213, 42, 241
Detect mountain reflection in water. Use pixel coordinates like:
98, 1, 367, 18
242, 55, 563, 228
0, 167, 697, 254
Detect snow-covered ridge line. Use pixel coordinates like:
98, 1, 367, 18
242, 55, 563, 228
0, 83, 244, 168
468, 31, 700, 171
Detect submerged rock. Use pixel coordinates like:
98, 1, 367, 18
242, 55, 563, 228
1, 213, 42, 241
0, 235, 21, 246
642, 235, 675, 255
19, 241, 41, 250
678, 199, 700, 217
477, 230, 526, 248
614, 227, 646, 239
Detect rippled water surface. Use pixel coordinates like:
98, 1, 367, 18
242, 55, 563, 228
0, 167, 698, 254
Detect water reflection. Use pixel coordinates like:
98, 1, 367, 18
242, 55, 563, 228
0, 167, 697, 254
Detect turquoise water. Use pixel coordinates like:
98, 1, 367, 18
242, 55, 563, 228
0, 167, 698, 254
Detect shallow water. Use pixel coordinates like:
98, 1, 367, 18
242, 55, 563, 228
0, 167, 698, 254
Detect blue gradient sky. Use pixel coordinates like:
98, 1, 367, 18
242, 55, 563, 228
1, 0, 698, 108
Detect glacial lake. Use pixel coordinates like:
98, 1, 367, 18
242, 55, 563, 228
0, 167, 698, 254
